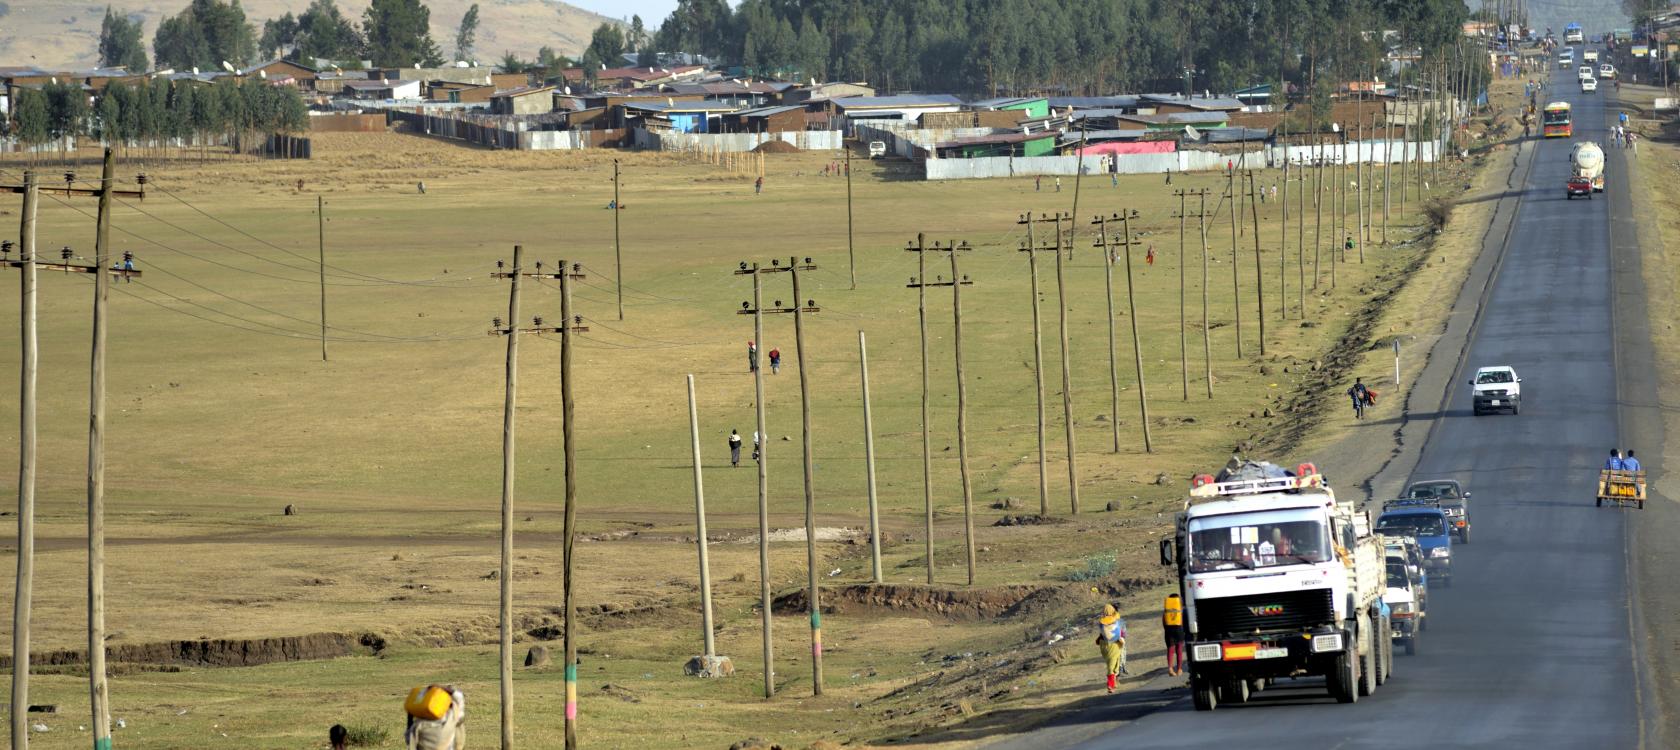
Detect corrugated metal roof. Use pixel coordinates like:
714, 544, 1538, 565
620, 100, 742, 113
1047, 96, 1143, 109
935, 131, 1057, 149
1141, 93, 1245, 110
970, 96, 1046, 109
1201, 127, 1271, 143
1058, 129, 1149, 144
833, 94, 964, 109
733, 105, 805, 117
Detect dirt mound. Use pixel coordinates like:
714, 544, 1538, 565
752, 140, 800, 154
773, 583, 1074, 621
993, 514, 1069, 527
0, 632, 383, 669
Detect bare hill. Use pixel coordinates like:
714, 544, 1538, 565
0, 0, 617, 71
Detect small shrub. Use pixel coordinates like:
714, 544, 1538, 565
342, 725, 389, 747
1065, 553, 1117, 582
1423, 197, 1454, 230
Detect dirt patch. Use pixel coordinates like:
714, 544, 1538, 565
772, 583, 1079, 621
753, 140, 800, 154
993, 514, 1069, 527
0, 632, 385, 669
740, 526, 862, 544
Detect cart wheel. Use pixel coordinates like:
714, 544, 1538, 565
1639, 498, 1645, 510
1597, 496, 1603, 507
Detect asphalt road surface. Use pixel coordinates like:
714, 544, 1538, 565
991, 75, 1649, 749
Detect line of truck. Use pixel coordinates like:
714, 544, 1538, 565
1158, 459, 1469, 709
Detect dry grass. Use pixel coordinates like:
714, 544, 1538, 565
0, 122, 1494, 748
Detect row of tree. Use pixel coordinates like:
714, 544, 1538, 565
95, 0, 469, 73
620, 0, 1471, 96
4, 78, 307, 159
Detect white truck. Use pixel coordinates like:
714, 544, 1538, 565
1572, 142, 1604, 192
1584, 48, 1601, 63
1160, 460, 1391, 710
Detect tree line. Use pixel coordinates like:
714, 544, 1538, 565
623, 0, 1471, 96
3, 77, 307, 161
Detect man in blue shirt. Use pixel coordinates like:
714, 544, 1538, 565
1623, 451, 1642, 472
1605, 449, 1625, 471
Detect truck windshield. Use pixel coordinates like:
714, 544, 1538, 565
1377, 514, 1446, 538
1186, 509, 1330, 573
1387, 563, 1409, 589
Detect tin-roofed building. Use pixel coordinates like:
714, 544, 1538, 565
831, 94, 964, 123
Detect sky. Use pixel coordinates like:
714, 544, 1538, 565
570, 0, 682, 25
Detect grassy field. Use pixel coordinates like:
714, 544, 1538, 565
0, 115, 1486, 748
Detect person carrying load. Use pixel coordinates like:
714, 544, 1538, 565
405, 684, 466, 750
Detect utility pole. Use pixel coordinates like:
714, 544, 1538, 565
1053, 214, 1079, 514
858, 331, 882, 583
905, 237, 935, 584
1096, 210, 1151, 452
907, 242, 977, 579
317, 195, 328, 361
1227, 166, 1243, 359
1367, 112, 1378, 249
732, 262, 775, 697
1280, 144, 1290, 320
613, 160, 624, 320
1174, 190, 1190, 399
557, 260, 588, 750
1173, 190, 1214, 399
845, 148, 856, 290
1088, 211, 1123, 454
1314, 138, 1324, 290
1068, 132, 1088, 258
1296, 144, 1305, 314
1384, 106, 1393, 245
685, 374, 717, 659
1017, 214, 1058, 506
6, 172, 38, 750
0, 159, 142, 750
1246, 171, 1267, 356
1399, 80, 1410, 222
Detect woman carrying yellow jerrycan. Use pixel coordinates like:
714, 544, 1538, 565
1095, 604, 1128, 693
404, 684, 467, 750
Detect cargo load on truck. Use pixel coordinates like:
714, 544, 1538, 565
1159, 458, 1392, 711
1572, 141, 1604, 192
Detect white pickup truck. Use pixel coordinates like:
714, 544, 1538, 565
1470, 365, 1522, 415
1162, 460, 1392, 709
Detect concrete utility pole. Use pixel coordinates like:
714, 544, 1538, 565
1227, 166, 1243, 359
317, 195, 328, 361
685, 375, 717, 658
1095, 210, 1152, 453
0, 158, 143, 750
907, 242, 977, 580
845, 149, 856, 290
1017, 213, 1058, 504
905, 237, 936, 584
1053, 214, 1079, 514
613, 160, 624, 320
732, 262, 775, 697
7, 172, 38, 750
1246, 171, 1267, 356
557, 261, 588, 750
858, 331, 882, 583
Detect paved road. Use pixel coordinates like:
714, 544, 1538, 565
990, 78, 1649, 749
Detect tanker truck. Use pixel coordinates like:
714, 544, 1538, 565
1158, 459, 1391, 709
1572, 141, 1604, 192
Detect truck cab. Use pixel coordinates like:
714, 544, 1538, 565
1162, 460, 1390, 710
1377, 501, 1454, 586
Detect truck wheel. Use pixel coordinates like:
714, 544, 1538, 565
1512, 400, 1521, 415
1249, 677, 1267, 694
1358, 623, 1377, 697
1462, 526, 1471, 544
1597, 496, 1604, 507
1405, 636, 1417, 656
1328, 647, 1359, 704
1219, 679, 1250, 704
1382, 618, 1394, 682
1191, 673, 1218, 711
1373, 619, 1388, 686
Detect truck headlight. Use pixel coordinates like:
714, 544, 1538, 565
1430, 547, 1450, 558
1192, 644, 1222, 662
1390, 602, 1414, 615
1311, 633, 1344, 653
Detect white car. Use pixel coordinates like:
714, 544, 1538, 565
1470, 366, 1522, 415
1581, 77, 1598, 92
1599, 64, 1616, 80
1579, 65, 1595, 80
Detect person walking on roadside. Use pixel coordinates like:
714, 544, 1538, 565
752, 431, 762, 463
1055, 176, 1063, 193
1163, 593, 1186, 677
748, 341, 758, 372
1096, 603, 1129, 693
1348, 377, 1372, 419
755, 176, 764, 195
729, 429, 743, 467
769, 347, 782, 374
1036, 175, 1042, 192
404, 685, 466, 750
1624, 450, 1643, 472
1605, 449, 1625, 471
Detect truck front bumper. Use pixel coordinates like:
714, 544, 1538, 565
1187, 629, 1345, 679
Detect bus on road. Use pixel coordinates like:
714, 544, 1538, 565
1565, 23, 1584, 44
1543, 102, 1573, 137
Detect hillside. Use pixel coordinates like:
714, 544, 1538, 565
0, 0, 617, 71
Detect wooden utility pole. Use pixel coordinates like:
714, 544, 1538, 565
788, 257, 823, 694
1400, 83, 1410, 222
1314, 138, 1324, 290
558, 261, 587, 750
317, 195, 328, 361
1197, 190, 1214, 399
732, 262, 775, 697
1296, 146, 1305, 314
1175, 191, 1190, 399
1052, 215, 1079, 514
905, 237, 935, 584
8, 172, 38, 750
86, 148, 116, 750
1355, 116, 1365, 249
1384, 108, 1393, 245
686, 374, 717, 658
907, 242, 976, 578
1097, 211, 1152, 452
0, 158, 142, 750
493, 247, 521, 750
1089, 213, 1123, 453
845, 149, 856, 290
1281, 146, 1290, 320
1246, 171, 1267, 356
1018, 214, 1057, 503
1367, 112, 1378, 249
1228, 167, 1243, 358
1068, 132, 1088, 258
858, 331, 882, 583
613, 160, 624, 320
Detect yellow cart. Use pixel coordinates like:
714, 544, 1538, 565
1596, 469, 1646, 509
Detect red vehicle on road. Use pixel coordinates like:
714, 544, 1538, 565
1566, 176, 1593, 199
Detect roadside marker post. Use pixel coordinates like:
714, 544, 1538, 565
1394, 339, 1402, 389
